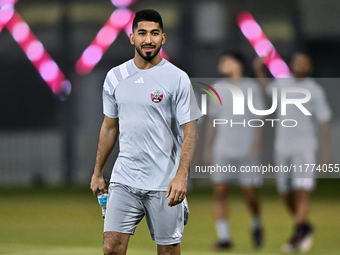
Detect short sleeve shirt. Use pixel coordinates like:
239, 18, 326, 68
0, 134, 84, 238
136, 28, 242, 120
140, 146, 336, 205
208, 78, 265, 159
267, 78, 332, 154
103, 59, 202, 191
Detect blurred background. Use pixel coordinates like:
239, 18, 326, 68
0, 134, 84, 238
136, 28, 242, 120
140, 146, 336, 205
1, 0, 340, 187
0, 0, 340, 254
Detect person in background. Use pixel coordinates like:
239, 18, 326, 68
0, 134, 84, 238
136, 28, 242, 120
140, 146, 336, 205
253, 52, 332, 253
204, 51, 265, 251
90, 9, 201, 255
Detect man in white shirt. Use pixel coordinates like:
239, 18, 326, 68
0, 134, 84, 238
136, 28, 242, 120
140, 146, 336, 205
254, 52, 332, 253
90, 9, 201, 255
205, 51, 265, 250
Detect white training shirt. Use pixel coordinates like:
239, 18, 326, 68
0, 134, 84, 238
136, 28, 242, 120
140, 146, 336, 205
267, 78, 332, 155
208, 78, 265, 159
103, 58, 202, 191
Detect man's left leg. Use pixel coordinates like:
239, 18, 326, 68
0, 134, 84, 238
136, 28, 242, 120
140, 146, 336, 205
291, 180, 315, 253
282, 179, 315, 253
294, 189, 311, 225
240, 177, 264, 249
282, 191, 296, 216
290, 152, 316, 253
144, 191, 185, 255
157, 243, 180, 255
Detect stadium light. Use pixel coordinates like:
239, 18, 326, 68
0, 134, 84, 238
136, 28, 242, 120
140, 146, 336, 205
0, 0, 71, 99
0, 0, 16, 32
75, 0, 169, 75
236, 11, 291, 78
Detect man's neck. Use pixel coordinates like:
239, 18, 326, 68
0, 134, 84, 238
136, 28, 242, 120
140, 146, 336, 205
294, 74, 308, 82
134, 53, 162, 70
226, 73, 243, 85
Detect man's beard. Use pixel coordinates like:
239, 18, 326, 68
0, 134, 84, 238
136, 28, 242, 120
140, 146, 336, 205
136, 44, 161, 61
293, 70, 308, 79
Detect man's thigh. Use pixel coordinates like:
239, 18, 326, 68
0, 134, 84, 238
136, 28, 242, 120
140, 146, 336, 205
275, 151, 316, 194
274, 153, 291, 194
291, 151, 316, 191
144, 191, 186, 246
210, 157, 236, 184
104, 183, 145, 234
238, 156, 263, 187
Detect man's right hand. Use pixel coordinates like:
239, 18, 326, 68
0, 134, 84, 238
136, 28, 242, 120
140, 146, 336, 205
90, 173, 108, 196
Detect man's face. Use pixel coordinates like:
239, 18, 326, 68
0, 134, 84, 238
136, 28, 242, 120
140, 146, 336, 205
130, 21, 166, 61
218, 55, 243, 77
290, 53, 313, 78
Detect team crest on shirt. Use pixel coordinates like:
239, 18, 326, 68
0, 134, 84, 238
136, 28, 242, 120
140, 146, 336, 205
150, 90, 163, 103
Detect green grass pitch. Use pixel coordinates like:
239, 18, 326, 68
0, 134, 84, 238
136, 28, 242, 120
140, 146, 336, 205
0, 179, 339, 255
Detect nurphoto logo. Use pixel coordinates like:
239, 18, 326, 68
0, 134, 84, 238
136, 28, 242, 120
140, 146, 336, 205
196, 82, 312, 128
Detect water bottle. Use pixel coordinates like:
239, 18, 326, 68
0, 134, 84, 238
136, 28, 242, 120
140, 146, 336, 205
97, 191, 108, 219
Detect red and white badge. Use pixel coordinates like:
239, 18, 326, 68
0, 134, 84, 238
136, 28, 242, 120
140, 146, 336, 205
151, 90, 163, 103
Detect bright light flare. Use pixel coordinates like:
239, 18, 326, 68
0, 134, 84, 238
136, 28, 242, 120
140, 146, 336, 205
75, 9, 134, 74
111, 0, 136, 8
5, 10, 71, 97
237, 11, 291, 78
76, 0, 169, 75
0, 4, 14, 32
0, 0, 19, 5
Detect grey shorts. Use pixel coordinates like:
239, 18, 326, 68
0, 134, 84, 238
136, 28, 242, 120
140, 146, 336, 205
275, 151, 316, 194
104, 182, 189, 245
211, 157, 263, 187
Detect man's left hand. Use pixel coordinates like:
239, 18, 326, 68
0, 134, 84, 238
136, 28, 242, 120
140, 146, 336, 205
165, 174, 187, 207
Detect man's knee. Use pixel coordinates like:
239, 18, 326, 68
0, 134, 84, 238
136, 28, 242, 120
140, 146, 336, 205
213, 184, 229, 201
242, 186, 257, 198
103, 232, 129, 255
103, 240, 125, 255
103, 242, 117, 255
157, 243, 180, 255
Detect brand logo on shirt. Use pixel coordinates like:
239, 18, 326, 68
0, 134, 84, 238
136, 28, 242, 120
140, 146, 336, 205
151, 90, 163, 103
135, 77, 144, 83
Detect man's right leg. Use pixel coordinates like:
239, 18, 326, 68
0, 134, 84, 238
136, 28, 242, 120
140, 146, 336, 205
278, 179, 315, 253
241, 185, 264, 248
157, 243, 180, 255
294, 189, 310, 225
290, 179, 315, 253
213, 183, 232, 250
104, 183, 145, 254
213, 183, 230, 220
287, 153, 316, 253
276, 175, 299, 253
282, 191, 296, 216
103, 232, 130, 255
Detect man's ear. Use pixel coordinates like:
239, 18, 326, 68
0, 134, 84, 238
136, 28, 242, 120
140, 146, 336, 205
130, 33, 134, 45
162, 33, 167, 45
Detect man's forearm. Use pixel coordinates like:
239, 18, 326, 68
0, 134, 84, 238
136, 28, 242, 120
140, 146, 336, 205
177, 121, 199, 178
94, 119, 119, 176
251, 122, 263, 155
319, 122, 330, 163
205, 117, 216, 154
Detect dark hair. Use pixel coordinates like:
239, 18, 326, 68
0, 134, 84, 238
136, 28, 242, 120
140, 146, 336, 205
219, 50, 246, 69
293, 49, 311, 57
132, 9, 163, 31
290, 51, 312, 62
